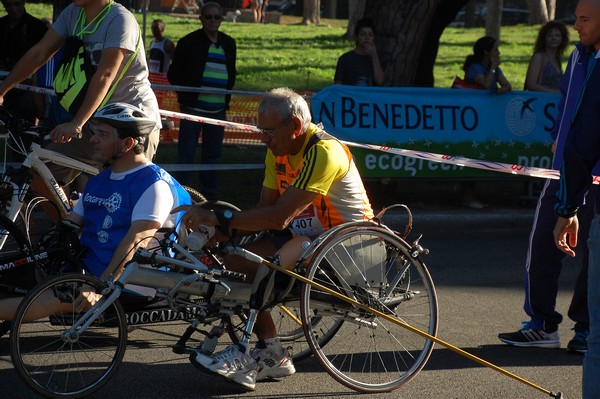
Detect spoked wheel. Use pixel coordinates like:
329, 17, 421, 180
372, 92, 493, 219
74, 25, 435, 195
10, 273, 128, 399
273, 301, 343, 362
0, 186, 61, 248
300, 224, 438, 393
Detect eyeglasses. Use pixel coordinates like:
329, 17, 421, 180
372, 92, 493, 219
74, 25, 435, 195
203, 14, 222, 21
257, 117, 292, 138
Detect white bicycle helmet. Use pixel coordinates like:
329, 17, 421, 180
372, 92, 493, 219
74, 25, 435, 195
92, 103, 157, 138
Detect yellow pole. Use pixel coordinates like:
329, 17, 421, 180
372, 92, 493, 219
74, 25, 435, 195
261, 258, 562, 399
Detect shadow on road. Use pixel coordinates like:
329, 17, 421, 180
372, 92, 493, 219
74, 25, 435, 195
425, 344, 583, 371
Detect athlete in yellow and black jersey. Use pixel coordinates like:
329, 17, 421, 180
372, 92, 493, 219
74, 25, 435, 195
178, 88, 374, 389
263, 123, 373, 237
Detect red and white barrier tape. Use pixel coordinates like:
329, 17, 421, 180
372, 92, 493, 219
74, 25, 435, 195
341, 141, 564, 181
4, 81, 591, 182
159, 110, 261, 132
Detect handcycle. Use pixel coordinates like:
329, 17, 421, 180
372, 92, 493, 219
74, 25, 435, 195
0, 105, 207, 334
8, 204, 438, 398
0, 105, 206, 250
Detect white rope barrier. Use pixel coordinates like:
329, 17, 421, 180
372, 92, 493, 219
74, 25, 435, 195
342, 141, 563, 181
0, 81, 585, 182
158, 109, 261, 132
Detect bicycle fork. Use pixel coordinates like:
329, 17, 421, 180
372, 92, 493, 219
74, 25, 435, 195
61, 282, 123, 342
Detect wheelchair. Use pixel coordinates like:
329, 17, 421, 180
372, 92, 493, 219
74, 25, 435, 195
8, 204, 438, 398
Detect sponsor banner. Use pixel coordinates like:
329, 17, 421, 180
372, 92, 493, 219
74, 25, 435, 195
311, 85, 560, 178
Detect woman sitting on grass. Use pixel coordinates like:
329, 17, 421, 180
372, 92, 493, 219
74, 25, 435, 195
463, 36, 512, 94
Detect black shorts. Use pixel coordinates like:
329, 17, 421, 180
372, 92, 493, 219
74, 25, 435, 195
266, 229, 294, 250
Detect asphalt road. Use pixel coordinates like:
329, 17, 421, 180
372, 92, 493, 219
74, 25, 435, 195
0, 206, 585, 399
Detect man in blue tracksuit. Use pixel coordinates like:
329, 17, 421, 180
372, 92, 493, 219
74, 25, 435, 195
554, 1, 600, 397
499, 38, 599, 351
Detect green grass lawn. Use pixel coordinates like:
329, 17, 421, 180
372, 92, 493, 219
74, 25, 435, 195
2, 4, 573, 207
6, 4, 579, 92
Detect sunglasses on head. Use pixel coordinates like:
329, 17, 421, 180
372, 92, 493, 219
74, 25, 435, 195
203, 14, 222, 21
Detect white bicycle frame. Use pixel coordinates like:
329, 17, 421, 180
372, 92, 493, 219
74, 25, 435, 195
1, 139, 99, 248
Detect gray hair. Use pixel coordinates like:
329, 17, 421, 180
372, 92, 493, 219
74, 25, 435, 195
258, 88, 312, 132
201, 1, 222, 15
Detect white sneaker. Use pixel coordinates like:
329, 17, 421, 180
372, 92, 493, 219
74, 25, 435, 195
251, 346, 296, 381
190, 343, 258, 390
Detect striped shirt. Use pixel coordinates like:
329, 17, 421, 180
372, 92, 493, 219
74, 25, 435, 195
196, 43, 229, 112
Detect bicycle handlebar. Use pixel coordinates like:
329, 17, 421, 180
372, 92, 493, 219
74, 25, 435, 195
0, 105, 83, 144
0, 106, 51, 143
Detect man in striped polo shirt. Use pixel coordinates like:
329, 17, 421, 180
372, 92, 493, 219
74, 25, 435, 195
168, 1, 237, 200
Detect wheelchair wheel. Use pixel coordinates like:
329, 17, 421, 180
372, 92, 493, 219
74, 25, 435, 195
300, 224, 438, 393
10, 273, 128, 399
273, 301, 343, 362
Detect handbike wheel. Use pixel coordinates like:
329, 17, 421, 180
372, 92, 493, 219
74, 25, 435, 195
273, 301, 343, 363
300, 224, 438, 393
10, 273, 128, 399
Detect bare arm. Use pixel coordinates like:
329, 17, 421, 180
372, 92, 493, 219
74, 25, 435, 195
525, 53, 559, 93
363, 42, 384, 86
99, 219, 161, 281
50, 47, 128, 141
180, 186, 317, 234
496, 72, 512, 94
472, 69, 498, 90
165, 39, 176, 59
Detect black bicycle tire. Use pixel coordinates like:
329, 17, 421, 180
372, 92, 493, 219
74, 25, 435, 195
10, 273, 129, 399
0, 213, 35, 295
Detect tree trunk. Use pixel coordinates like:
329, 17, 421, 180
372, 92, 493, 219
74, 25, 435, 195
526, 0, 556, 23
302, 0, 320, 24
324, 0, 337, 19
547, 0, 556, 20
485, 0, 503, 40
345, 0, 366, 38
414, 0, 470, 87
364, 0, 468, 87
465, 0, 478, 28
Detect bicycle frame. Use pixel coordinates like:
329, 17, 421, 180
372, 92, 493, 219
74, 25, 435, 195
0, 134, 98, 250
62, 238, 252, 339
10, 215, 443, 396
5, 142, 99, 220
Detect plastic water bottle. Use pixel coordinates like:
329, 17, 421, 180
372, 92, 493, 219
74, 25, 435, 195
187, 225, 216, 250
200, 324, 225, 354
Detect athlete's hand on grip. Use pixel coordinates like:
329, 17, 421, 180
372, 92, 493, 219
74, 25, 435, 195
50, 121, 83, 142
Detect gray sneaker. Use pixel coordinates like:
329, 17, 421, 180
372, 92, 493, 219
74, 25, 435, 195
190, 343, 258, 390
498, 322, 560, 349
251, 346, 296, 381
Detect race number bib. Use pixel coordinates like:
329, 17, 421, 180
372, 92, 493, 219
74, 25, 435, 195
288, 205, 325, 237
